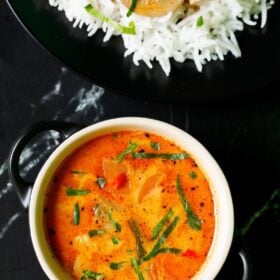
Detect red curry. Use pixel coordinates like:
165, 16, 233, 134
44, 130, 215, 279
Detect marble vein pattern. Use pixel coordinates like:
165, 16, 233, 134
0, 67, 105, 241
0, 212, 22, 240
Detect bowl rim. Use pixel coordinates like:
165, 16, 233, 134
29, 117, 234, 280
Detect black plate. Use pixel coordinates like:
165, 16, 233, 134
6, 0, 280, 102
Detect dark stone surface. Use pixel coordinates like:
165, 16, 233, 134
0, 1, 279, 279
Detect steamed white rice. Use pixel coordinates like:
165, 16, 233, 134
49, 0, 274, 75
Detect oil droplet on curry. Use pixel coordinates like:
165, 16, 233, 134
44, 131, 215, 280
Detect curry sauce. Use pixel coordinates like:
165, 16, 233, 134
44, 131, 215, 279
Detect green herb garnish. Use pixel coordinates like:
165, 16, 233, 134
143, 216, 180, 261
132, 152, 189, 160
127, 0, 138, 17
96, 177, 106, 188
156, 247, 182, 255
85, 4, 136, 35
109, 211, 122, 232
66, 188, 90, 196
196, 16, 204, 27
150, 141, 160, 151
74, 203, 80, 225
131, 257, 144, 280
82, 270, 104, 279
116, 142, 138, 163
176, 175, 202, 230
110, 261, 126, 270
112, 236, 120, 244
189, 171, 197, 179
151, 208, 174, 240
71, 170, 87, 175
128, 219, 146, 259
88, 229, 105, 237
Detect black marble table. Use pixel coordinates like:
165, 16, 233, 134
0, 1, 279, 279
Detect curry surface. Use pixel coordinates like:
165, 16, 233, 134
44, 131, 215, 279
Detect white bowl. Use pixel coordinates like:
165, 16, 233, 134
29, 117, 234, 280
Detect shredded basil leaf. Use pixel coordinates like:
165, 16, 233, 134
189, 171, 197, 179
85, 4, 136, 35
128, 219, 146, 259
156, 247, 182, 255
109, 211, 122, 232
88, 229, 105, 237
82, 270, 104, 280
176, 175, 202, 230
116, 142, 138, 163
132, 152, 189, 160
74, 203, 80, 225
110, 261, 125, 270
112, 236, 120, 244
131, 257, 144, 280
150, 141, 160, 151
143, 216, 180, 261
151, 208, 174, 240
127, 0, 138, 17
71, 170, 87, 175
66, 188, 90, 196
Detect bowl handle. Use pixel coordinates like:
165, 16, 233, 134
216, 235, 252, 279
8, 121, 83, 210
238, 241, 252, 280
